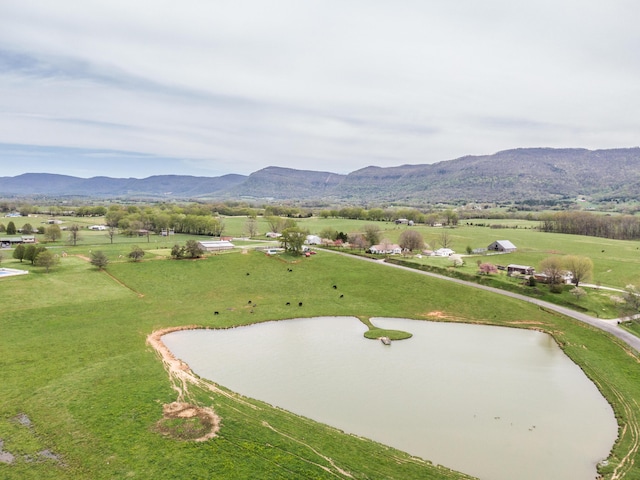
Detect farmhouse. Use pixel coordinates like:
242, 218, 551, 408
369, 243, 402, 255
533, 271, 574, 284
198, 240, 235, 252
488, 240, 517, 253
394, 218, 415, 226
434, 248, 455, 257
305, 235, 322, 245
507, 264, 534, 276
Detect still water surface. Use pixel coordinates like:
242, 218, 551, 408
163, 317, 617, 480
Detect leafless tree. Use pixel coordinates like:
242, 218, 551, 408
68, 224, 81, 246
438, 230, 453, 249
245, 217, 258, 238
107, 226, 117, 244
348, 232, 367, 250
399, 229, 425, 252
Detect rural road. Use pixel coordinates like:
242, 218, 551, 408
324, 249, 640, 354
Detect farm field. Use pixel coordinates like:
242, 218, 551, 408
3, 214, 640, 319
1, 231, 640, 479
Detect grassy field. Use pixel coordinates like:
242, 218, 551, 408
220, 214, 640, 288
1, 235, 640, 479
8, 214, 640, 286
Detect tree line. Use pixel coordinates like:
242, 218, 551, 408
539, 211, 640, 240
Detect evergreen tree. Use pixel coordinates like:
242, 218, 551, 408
90, 251, 109, 269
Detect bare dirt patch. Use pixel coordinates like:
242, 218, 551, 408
147, 326, 259, 442
506, 321, 546, 325
0, 439, 15, 464
155, 402, 220, 442
420, 311, 461, 321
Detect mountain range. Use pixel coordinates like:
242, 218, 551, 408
2, 147, 640, 204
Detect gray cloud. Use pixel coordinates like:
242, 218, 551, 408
0, 0, 639, 177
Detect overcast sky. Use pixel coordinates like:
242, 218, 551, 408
1, 1, 639, 178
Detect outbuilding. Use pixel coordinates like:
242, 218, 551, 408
488, 240, 517, 253
507, 264, 534, 276
198, 240, 235, 252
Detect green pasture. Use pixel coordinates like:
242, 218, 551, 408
288, 218, 640, 290
1, 243, 640, 479
4, 214, 640, 321
4, 214, 639, 297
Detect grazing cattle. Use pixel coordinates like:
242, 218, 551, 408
246, 272, 250, 276
339, 294, 344, 298
248, 300, 252, 304
214, 311, 219, 315
298, 302, 303, 307
286, 302, 290, 306
333, 285, 337, 289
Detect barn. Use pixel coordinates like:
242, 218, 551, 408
488, 240, 517, 253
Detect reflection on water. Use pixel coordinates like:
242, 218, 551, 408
163, 317, 617, 480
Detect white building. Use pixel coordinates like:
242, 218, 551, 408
198, 240, 235, 252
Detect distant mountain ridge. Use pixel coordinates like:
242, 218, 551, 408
2, 147, 640, 203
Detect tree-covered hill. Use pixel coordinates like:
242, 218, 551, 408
2, 147, 640, 203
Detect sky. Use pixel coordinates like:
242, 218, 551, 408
1, 1, 639, 179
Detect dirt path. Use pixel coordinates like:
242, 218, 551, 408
73, 254, 145, 297
146, 326, 222, 441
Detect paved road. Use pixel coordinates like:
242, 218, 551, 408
325, 249, 640, 353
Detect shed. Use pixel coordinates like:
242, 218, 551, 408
1, 237, 25, 248
507, 264, 534, 276
488, 240, 517, 253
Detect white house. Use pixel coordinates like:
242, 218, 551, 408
369, 243, 402, 255
305, 235, 322, 245
89, 225, 107, 231
434, 248, 455, 257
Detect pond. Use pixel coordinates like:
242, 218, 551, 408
163, 316, 617, 480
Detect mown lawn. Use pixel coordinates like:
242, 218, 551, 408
1, 243, 639, 479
